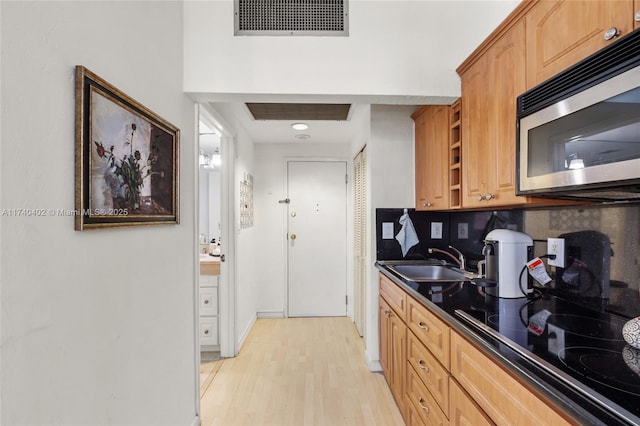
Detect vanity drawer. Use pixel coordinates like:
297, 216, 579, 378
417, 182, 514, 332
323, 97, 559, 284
379, 274, 407, 321
199, 287, 218, 316
199, 318, 218, 346
407, 329, 449, 416
407, 297, 450, 370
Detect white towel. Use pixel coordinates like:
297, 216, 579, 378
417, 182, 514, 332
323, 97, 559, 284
396, 212, 419, 257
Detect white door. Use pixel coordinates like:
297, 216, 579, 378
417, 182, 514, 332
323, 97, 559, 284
287, 161, 347, 317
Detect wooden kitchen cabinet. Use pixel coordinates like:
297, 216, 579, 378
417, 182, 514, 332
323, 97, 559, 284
460, 19, 527, 208
525, 0, 636, 90
449, 378, 494, 426
413, 105, 449, 211
379, 275, 407, 417
636, 0, 640, 29
450, 331, 574, 426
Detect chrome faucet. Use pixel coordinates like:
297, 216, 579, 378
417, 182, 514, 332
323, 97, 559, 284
427, 245, 466, 270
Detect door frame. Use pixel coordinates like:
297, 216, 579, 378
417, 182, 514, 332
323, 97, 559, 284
193, 104, 237, 418
283, 157, 351, 318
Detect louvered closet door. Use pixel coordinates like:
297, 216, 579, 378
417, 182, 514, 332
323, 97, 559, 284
353, 147, 367, 336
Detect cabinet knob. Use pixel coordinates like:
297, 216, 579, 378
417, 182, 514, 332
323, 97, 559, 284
604, 27, 620, 40
477, 194, 485, 201
418, 321, 430, 331
636, 11, 640, 22
290, 233, 297, 240
204, 299, 209, 304
204, 329, 209, 335
485, 192, 494, 200
423, 202, 432, 207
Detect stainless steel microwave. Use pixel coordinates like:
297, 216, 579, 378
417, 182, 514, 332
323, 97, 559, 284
517, 28, 640, 201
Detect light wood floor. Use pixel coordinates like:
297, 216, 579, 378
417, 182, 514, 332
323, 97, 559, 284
200, 317, 405, 426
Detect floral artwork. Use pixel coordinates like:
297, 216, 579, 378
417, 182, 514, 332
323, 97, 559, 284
75, 66, 179, 230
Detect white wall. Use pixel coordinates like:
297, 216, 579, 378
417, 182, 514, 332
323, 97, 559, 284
1, 2, 196, 425
184, 0, 520, 102
254, 142, 353, 317
364, 105, 417, 369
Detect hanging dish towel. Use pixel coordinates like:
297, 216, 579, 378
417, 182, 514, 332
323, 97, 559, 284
396, 210, 419, 257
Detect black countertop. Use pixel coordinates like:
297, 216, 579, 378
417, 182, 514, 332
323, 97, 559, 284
375, 261, 640, 426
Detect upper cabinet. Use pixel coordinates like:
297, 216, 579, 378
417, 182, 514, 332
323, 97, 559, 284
413, 105, 450, 211
460, 20, 526, 209
526, 0, 636, 90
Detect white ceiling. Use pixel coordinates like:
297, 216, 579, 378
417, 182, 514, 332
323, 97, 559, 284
196, 98, 427, 151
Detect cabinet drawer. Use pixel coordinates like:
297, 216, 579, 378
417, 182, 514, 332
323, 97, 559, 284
199, 287, 218, 316
407, 297, 450, 370
406, 363, 449, 426
379, 274, 406, 321
199, 318, 218, 346
199, 274, 219, 288
407, 330, 449, 416
450, 331, 573, 425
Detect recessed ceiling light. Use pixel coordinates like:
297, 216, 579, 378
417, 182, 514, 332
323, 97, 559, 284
295, 134, 311, 140
291, 123, 309, 131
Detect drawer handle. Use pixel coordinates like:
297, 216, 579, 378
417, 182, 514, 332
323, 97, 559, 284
418, 359, 430, 372
418, 397, 430, 413
418, 321, 429, 331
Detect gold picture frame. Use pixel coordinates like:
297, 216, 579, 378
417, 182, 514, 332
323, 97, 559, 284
74, 66, 179, 230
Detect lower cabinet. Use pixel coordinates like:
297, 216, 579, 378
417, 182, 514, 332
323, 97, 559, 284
378, 272, 576, 426
449, 378, 493, 426
450, 331, 573, 425
199, 274, 219, 349
379, 294, 407, 416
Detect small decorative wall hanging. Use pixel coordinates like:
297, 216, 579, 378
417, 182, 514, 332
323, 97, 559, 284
240, 173, 254, 229
74, 66, 179, 230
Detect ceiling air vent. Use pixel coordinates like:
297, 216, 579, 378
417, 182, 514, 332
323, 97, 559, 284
246, 103, 351, 120
235, 0, 349, 36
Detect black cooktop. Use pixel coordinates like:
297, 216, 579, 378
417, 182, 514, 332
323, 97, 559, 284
453, 292, 640, 425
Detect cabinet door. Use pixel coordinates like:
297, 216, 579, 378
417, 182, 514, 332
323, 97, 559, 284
389, 310, 407, 415
379, 296, 390, 377
460, 55, 489, 209
449, 378, 494, 426
486, 18, 527, 206
526, 0, 634, 89
414, 106, 449, 210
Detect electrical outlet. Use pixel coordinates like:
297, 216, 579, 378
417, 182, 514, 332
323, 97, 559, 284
431, 222, 443, 239
547, 237, 565, 268
458, 223, 469, 239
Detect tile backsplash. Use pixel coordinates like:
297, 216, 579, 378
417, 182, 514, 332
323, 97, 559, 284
376, 203, 640, 318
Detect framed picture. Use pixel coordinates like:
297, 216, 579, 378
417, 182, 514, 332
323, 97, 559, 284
74, 66, 179, 230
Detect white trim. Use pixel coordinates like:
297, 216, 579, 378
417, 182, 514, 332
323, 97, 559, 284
237, 312, 257, 352
200, 104, 238, 358
257, 311, 286, 319
192, 105, 202, 420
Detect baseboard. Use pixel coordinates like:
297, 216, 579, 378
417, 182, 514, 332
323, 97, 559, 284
257, 311, 285, 319
191, 415, 201, 426
364, 349, 382, 372
237, 312, 257, 352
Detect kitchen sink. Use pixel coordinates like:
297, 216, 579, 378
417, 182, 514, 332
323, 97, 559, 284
382, 261, 470, 283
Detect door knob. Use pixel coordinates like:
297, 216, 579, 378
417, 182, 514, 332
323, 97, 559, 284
290, 233, 297, 240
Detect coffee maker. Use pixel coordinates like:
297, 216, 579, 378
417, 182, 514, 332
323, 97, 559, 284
481, 229, 534, 298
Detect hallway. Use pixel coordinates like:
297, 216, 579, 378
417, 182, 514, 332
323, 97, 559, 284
200, 317, 404, 426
